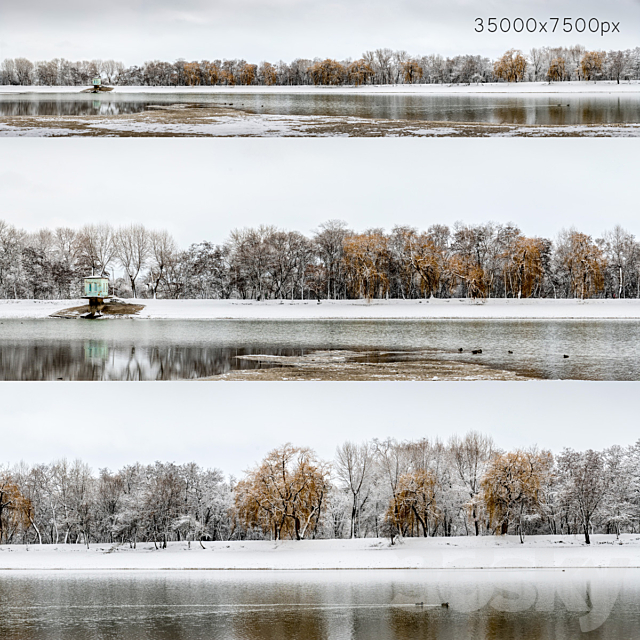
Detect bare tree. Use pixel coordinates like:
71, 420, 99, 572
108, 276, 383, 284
557, 449, 610, 545
77, 223, 116, 277
449, 431, 495, 535
228, 226, 277, 300
114, 224, 150, 297
148, 229, 178, 298
335, 441, 375, 538
314, 220, 349, 299
602, 225, 637, 299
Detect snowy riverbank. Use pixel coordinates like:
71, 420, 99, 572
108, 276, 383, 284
1, 536, 639, 571
1, 81, 639, 95
3, 298, 640, 320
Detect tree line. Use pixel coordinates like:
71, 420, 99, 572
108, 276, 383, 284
1, 46, 639, 87
2, 219, 640, 301
1, 433, 638, 547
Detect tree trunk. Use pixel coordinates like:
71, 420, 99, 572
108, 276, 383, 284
31, 520, 42, 544
350, 495, 357, 539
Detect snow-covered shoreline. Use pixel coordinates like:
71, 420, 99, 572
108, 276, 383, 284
1, 81, 639, 96
0, 536, 638, 571
4, 298, 640, 320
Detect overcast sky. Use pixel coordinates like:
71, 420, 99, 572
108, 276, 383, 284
0, 139, 638, 248
2, 382, 636, 478
1, 0, 639, 64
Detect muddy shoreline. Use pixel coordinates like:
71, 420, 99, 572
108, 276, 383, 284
203, 349, 535, 381
2, 104, 639, 137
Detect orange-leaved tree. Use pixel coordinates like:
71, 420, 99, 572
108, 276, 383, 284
547, 57, 566, 82
385, 469, 438, 537
401, 59, 423, 84
259, 62, 278, 86
343, 231, 390, 300
580, 51, 605, 81
556, 230, 606, 299
184, 62, 202, 86
237, 63, 257, 86
348, 59, 374, 86
481, 448, 553, 542
502, 236, 547, 298
309, 59, 346, 85
0, 473, 32, 544
494, 49, 528, 82
403, 230, 443, 297
202, 60, 221, 86
448, 255, 487, 299
235, 444, 331, 540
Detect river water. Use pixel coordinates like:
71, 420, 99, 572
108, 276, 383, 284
0, 318, 638, 380
1, 92, 639, 124
0, 569, 637, 639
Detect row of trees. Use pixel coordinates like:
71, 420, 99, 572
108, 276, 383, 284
494, 46, 637, 83
2, 433, 638, 546
2, 46, 639, 87
2, 219, 640, 301
0, 221, 176, 299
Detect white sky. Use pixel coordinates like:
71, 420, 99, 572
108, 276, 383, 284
1, 139, 638, 247
0, 0, 638, 64
1, 381, 637, 478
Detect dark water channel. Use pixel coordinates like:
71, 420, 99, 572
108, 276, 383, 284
0, 318, 638, 380
1, 92, 639, 124
0, 569, 638, 639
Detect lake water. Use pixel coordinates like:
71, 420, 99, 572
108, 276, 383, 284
0, 569, 637, 639
0, 318, 638, 380
1, 92, 639, 124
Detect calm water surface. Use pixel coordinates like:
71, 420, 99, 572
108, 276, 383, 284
1, 92, 639, 124
0, 318, 638, 380
0, 570, 638, 639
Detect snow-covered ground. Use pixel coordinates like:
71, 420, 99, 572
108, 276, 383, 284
0, 536, 638, 570
1, 81, 639, 95
4, 298, 640, 320
0, 124, 76, 137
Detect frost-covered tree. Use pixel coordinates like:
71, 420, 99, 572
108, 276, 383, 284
556, 449, 611, 544
235, 444, 331, 540
0, 471, 31, 543
114, 224, 150, 298
450, 432, 495, 535
482, 448, 554, 542
334, 441, 375, 538
494, 49, 528, 83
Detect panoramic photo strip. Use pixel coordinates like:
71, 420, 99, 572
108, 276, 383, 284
2, 0, 640, 638
0, 138, 638, 381
2, 0, 639, 137
1, 380, 640, 638
2, 47, 639, 137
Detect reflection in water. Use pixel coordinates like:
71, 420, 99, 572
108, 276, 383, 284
0, 341, 291, 380
0, 570, 636, 640
0, 98, 150, 116
0, 318, 639, 381
84, 340, 109, 362
1, 92, 639, 124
